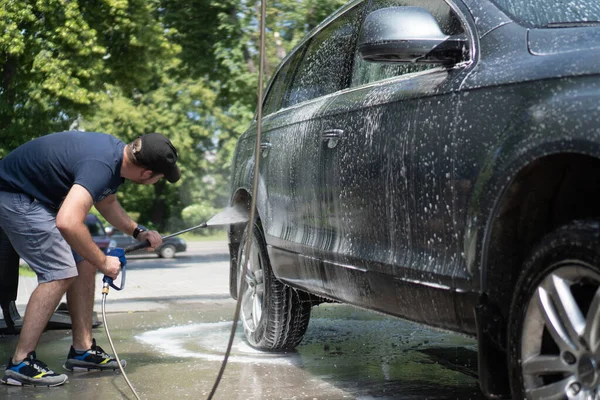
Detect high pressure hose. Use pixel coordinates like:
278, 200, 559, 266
206, 0, 267, 398
101, 1, 267, 397
99, 224, 209, 400
101, 284, 141, 400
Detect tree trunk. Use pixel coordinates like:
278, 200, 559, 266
150, 180, 167, 229
228, 6, 256, 74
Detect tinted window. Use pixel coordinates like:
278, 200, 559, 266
490, 0, 600, 28
286, 5, 363, 107
263, 48, 305, 115
351, 0, 464, 87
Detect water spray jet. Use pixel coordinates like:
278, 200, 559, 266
123, 204, 249, 254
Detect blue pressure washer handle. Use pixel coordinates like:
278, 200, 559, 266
103, 247, 127, 291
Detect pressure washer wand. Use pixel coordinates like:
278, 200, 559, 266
103, 222, 210, 288
123, 222, 208, 254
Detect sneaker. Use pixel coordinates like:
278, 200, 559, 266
63, 338, 126, 371
1, 351, 68, 387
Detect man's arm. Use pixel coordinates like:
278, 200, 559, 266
94, 194, 137, 236
56, 184, 120, 278
95, 194, 163, 249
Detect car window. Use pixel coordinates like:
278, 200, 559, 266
351, 0, 465, 87
286, 4, 364, 107
490, 0, 600, 28
263, 48, 305, 115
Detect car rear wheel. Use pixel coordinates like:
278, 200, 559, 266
159, 245, 176, 259
508, 220, 600, 400
237, 221, 311, 350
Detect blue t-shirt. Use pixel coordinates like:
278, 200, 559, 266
0, 131, 125, 209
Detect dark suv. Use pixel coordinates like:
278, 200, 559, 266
227, 1, 600, 398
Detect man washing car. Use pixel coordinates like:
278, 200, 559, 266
0, 131, 180, 386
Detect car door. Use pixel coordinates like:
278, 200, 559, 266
316, 0, 472, 327
260, 4, 366, 286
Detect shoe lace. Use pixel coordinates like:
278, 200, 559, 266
27, 358, 52, 374
91, 344, 111, 359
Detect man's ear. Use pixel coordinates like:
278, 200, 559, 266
141, 169, 154, 180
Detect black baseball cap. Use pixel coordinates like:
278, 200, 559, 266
135, 133, 181, 183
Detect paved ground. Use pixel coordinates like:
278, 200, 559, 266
0, 240, 487, 400
14, 241, 232, 314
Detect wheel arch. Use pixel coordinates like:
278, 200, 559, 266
474, 149, 600, 397
482, 151, 600, 324
228, 188, 254, 299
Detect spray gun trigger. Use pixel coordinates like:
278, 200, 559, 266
103, 247, 127, 291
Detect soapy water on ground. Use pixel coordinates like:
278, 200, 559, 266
137, 321, 289, 364
135, 310, 484, 399
136, 312, 478, 371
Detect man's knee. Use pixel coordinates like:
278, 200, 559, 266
62, 276, 76, 287
76, 259, 97, 276
43, 276, 76, 291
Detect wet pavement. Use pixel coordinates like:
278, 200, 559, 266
0, 241, 486, 400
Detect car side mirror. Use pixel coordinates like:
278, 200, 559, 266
358, 6, 467, 65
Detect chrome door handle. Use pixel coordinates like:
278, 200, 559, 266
260, 142, 272, 157
321, 129, 344, 139
321, 129, 343, 149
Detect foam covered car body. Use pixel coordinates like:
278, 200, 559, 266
227, 1, 600, 398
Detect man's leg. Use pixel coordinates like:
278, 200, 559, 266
0, 193, 78, 386
64, 258, 125, 371
13, 278, 74, 362
4, 276, 72, 387
66, 259, 95, 350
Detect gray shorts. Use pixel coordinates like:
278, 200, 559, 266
0, 191, 79, 283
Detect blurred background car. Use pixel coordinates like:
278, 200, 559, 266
107, 228, 187, 259
85, 214, 115, 252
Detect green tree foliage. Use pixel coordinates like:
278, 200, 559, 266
1, 0, 348, 230
181, 203, 220, 236
0, 0, 175, 156
80, 72, 241, 229
148, 0, 346, 230
161, 0, 346, 108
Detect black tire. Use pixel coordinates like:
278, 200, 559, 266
508, 220, 600, 400
159, 245, 176, 259
237, 221, 311, 351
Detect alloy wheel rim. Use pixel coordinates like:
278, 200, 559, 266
239, 241, 264, 334
521, 262, 600, 399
